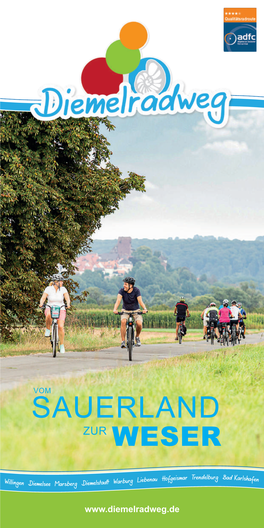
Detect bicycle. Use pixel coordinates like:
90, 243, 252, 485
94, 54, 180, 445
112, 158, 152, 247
116, 311, 145, 361
230, 321, 237, 346
206, 320, 218, 345
220, 323, 229, 346
239, 320, 246, 340
174, 314, 190, 344
41, 304, 65, 357
231, 318, 241, 346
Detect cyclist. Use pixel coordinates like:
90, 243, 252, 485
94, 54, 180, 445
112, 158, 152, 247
174, 296, 190, 340
113, 277, 147, 348
238, 302, 247, 338
201, 304, 210, 339
206, 302, 219, 339
230, 300, 243, 338
39, 273, 71, 354
219, 299, 231, 310
218, 300, 232, 340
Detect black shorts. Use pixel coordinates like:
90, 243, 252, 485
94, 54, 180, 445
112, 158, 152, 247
208, 320, 218, 328
176, 316, 185, 323
219, 322, 229, 331
239, 320, 245, 327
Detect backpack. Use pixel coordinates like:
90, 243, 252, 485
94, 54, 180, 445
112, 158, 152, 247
181, 324, 187, 335
208, 309, 218, 322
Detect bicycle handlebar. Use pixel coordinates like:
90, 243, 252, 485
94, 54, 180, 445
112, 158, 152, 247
114, 311, 147, 315
39, 303, 67, 310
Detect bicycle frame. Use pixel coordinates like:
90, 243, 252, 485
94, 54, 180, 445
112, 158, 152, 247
230, 321, 238, 346
174, 314, 189, 344
239, 320, 246, 340
207, 321, 217, 345
116, 311, 144, 361
220, 322, 229, 346
45, 304, 65, 357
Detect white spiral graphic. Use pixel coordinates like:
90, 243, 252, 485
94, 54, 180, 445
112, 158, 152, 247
134, 60, 167, 94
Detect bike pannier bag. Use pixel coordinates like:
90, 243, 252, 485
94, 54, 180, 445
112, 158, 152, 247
50, 306, 61, 319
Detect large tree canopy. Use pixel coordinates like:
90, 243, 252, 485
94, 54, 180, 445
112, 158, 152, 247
0, 112, 145, 336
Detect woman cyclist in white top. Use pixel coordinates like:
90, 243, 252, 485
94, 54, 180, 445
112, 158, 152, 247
39, 273, 71, 354
230, 300, 243, 337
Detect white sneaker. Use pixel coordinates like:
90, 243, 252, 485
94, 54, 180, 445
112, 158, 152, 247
60, 344, 65, 354
45, 329, 50, 337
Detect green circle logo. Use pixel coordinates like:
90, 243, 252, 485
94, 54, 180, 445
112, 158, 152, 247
106, 40, 141, 74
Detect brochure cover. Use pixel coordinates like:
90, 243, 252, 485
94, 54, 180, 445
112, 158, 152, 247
1, 1, 263, 527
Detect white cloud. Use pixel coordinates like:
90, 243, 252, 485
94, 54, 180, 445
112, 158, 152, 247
228, 110, 264, 131
194, 120, 232, 138
132, 194, 156, 203
201, 140, 250, 155
194, 110, 264, 139
145, 180, 159, 190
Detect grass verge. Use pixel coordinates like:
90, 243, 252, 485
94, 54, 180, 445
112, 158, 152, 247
1, 342, 263, 471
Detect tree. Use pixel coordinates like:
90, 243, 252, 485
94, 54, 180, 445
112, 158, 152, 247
1, 112, 145, 336
133, 246, 153, 262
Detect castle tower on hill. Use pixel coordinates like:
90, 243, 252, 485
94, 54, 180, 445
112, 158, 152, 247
117, 237, 132, 258
100, 237, 132, 261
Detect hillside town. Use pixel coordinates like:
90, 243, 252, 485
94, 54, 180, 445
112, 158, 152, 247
75, 237, 167, 277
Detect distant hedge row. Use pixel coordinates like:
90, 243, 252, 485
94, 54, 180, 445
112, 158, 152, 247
67, 310, 264, 330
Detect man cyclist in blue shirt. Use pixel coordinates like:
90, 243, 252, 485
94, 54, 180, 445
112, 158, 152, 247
113, 277, 147, 348
237, 302, 247, 338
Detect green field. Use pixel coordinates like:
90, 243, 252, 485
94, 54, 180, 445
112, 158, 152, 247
1, 342, 264, 471
68, 310, 264, 330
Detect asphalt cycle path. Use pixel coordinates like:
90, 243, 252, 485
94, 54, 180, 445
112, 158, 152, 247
1, 333, 263, 391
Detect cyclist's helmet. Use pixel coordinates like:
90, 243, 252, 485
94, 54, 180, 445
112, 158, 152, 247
210, 302, 216, 307
223, 299, 229, 305
237, 302, 242, 308
123, 277, 135, 285
231, 300, 237, 305
52, 273, 64, 282
179, 296, 185, 302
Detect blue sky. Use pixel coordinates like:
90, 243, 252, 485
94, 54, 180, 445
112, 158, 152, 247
94, 109, 264, 240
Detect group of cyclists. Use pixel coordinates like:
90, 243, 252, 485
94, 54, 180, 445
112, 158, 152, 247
112, 280, 247, 345
39, 274, 247, 352
201, 300, 247, 342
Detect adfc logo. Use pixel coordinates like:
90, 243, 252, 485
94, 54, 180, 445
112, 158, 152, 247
81, 22, 170, 96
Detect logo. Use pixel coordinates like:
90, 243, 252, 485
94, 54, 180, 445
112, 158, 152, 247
30, 22, 231, 128
224, 33, 237, 45
224, 8, 257, 52
80, 22, 170, 97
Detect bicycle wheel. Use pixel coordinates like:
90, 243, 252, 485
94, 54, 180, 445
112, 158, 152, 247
211, 329, 214, 345
178, 329, 182, 344
52, 323, 57, 357
232, 326, 236, 346
127, 326, 133, 361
